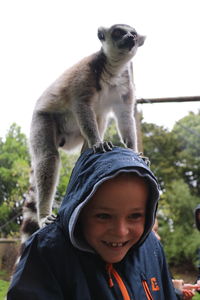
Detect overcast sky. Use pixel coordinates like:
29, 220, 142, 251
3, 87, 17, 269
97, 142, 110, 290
0, 0, 200, 139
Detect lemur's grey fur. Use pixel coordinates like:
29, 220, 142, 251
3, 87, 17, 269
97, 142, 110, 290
21, 24, 145, 241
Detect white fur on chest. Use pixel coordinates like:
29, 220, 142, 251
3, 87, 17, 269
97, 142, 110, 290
94, 75, 133, 114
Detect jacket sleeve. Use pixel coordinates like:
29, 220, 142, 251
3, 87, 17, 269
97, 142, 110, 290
7, 234, 65, 300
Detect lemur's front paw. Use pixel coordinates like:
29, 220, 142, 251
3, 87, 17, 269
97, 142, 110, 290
93, 141, 114, 153
40, 214, 57, 228
137, 152, 151, 167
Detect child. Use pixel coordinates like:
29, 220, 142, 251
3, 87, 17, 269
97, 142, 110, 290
8, 147, 177, 299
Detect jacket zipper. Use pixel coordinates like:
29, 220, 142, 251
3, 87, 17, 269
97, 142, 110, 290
142, 280, 154, 300
106, 263, 131, 300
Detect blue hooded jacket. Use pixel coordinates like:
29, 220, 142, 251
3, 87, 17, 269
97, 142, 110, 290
8, 147, 177, 300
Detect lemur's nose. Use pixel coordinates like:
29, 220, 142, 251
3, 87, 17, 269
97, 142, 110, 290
126, 33, 135, 40
126, 34, 135, 43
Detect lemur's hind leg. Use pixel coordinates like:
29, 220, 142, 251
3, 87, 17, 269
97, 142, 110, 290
30, 112, 61, 227
34, 153, 60, 226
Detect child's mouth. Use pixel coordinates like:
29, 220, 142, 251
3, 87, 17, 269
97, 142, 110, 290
102, 241, 128, 248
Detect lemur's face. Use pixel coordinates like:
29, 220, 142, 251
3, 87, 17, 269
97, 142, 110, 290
98, 24, 145, 59
111, 25, 139, 51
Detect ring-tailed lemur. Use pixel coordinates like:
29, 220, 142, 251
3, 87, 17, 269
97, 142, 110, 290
21, 24, 146, 243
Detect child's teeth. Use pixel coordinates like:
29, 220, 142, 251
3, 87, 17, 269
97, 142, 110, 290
106, 242, 124, 247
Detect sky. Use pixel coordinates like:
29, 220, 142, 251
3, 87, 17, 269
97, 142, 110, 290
0, 0, 200, 139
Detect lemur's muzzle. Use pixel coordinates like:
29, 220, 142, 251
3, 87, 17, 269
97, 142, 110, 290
118, 35, 136, 50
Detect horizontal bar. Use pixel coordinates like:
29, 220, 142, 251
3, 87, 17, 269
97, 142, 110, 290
136, 96, 200, 104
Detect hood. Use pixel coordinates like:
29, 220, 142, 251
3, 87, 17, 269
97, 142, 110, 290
194, 204, 200, 231
58, 147, 160, 253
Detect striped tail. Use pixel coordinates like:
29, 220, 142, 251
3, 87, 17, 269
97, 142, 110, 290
20, 168, 39, 245
12, 169, 39, 274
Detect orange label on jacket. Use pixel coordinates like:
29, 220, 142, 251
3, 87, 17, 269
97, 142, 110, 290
151, 277, 160, 291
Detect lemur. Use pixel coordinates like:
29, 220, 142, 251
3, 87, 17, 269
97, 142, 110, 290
21, 24, 146, 243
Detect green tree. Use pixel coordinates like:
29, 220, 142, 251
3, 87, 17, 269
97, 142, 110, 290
0, 124, 30, 236
141, 113, 200, 268
159, 179, 199, 266
142, 122, 180, 189
172, 111, 200, 196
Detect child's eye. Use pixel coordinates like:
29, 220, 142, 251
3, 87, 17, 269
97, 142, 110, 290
129, 213, 143, 220
96, 213, 110, 220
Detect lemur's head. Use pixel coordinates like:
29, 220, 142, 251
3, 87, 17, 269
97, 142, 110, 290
98, 24, 145, 60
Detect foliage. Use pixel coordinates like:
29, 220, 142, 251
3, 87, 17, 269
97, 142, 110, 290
141, 112, 200, 268
158, 179, 200, 266
142, 122, 181, 189
0, 124, 30, 206
0, 279, 9, 299
173, 112, 200, 196
0, 124, 30, 237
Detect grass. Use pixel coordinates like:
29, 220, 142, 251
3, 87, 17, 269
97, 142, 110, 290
194, 293, 200, 299
0, 280, 9, 300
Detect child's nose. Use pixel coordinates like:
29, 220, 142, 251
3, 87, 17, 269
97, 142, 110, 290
112, 219, 129, 237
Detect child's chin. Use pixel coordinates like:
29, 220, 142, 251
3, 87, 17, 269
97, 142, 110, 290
102, 252, 128, 264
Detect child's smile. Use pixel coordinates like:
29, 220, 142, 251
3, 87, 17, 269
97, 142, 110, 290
80, 174, 148, 263
102, 241, 128, 247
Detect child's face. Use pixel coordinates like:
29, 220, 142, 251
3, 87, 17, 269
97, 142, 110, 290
80, 174, 148, 263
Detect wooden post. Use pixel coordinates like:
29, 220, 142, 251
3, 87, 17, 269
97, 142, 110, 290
135, 104, 143, 153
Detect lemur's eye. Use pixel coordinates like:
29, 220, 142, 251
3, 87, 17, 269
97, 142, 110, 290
112, 29, 126, 40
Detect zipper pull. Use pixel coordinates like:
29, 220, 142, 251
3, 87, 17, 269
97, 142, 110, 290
108, 277, 114, 288
107, 263, 131, 300
106, 263, 114, 288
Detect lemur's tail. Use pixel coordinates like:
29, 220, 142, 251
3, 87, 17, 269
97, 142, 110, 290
12, 169, 39, 274
20, 168, 39, 245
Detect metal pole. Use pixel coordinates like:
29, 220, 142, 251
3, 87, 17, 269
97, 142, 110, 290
137, 96, 200, 104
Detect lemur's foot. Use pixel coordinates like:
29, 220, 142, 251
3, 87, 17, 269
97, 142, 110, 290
40, 214, 57, 227
137, 152, 151, 167
93, 141, 114, 153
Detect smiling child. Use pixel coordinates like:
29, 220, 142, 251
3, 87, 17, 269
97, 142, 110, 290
8, 147, 177, 299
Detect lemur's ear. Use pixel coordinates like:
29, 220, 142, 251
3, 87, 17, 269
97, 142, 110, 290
97, 27, 105, 41
138, 35, 146, 47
